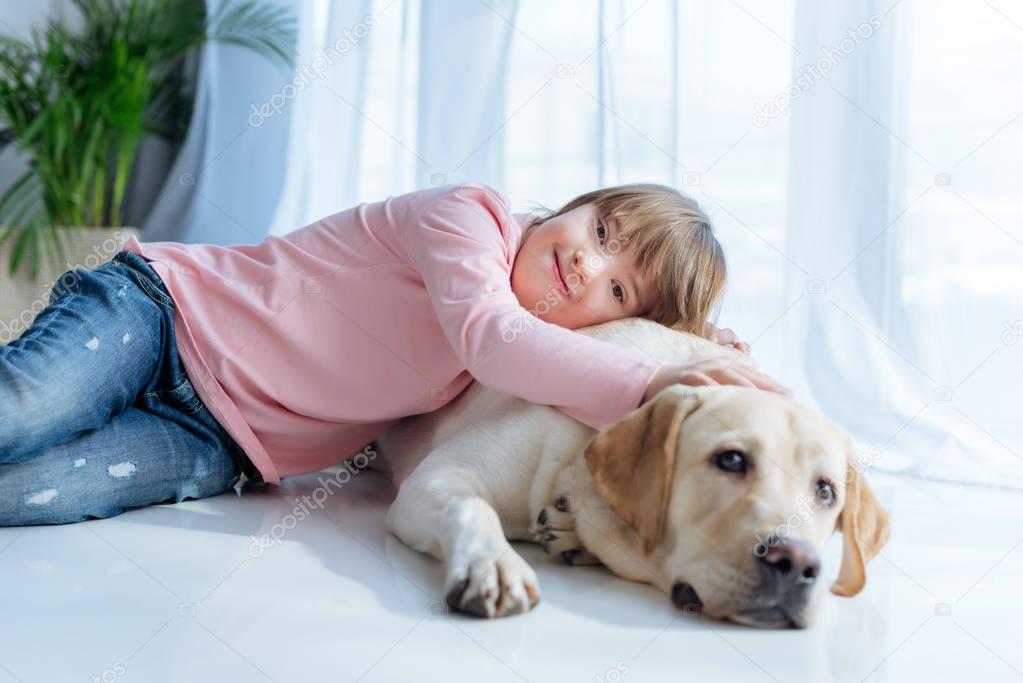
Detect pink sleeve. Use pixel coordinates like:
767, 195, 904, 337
402, 184, 663, 430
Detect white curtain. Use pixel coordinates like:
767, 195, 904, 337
148, 0, 1023, 490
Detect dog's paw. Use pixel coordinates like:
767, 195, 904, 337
558, 546, 602, 566
530, 495, 602, 566
444, 550, 541, 619
528, 495, 575, 534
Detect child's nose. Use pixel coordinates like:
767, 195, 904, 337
571, 248, 606, 284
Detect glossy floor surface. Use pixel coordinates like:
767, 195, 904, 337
1, 466, 1020, 683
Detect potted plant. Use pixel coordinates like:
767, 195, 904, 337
0, 0, 295, 341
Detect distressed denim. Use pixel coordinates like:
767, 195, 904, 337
0, 250, 256, 525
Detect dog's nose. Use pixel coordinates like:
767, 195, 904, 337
755, 536, 820, 588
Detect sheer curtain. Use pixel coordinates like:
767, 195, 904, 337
783, 0, 1023, 489
146, 0, 1023, 489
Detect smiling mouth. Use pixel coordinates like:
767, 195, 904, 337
552, 250, 570, 297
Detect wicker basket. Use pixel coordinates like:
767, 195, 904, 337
0, 226, 140, 344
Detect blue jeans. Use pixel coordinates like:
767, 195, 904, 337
0, 250, 257, 525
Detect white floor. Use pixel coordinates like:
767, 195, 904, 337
1, 466, 1021, 683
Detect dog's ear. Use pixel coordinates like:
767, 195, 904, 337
830, 444, 891, 597
584, 388, 701, 555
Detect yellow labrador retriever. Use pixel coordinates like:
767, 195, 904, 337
379, 318, 889, 628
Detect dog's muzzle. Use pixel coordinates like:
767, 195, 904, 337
745, 535, 821, 628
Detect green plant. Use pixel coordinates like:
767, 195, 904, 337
0, 0, 296, 278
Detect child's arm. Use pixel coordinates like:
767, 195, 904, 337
403, 184, 662, 430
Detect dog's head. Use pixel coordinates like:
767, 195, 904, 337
583, 384, 889, 628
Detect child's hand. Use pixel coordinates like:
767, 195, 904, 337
706, 323, 751, 355
641, 358, 792, 404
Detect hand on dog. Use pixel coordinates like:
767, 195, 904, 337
642, 356, 792, 404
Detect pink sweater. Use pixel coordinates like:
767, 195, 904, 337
121, 183, 663, 486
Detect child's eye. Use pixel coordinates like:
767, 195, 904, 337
596, 219, 607, 243
611, 281, 625, 303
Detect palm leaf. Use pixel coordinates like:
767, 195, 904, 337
207, 1, 297, 67
0, 0, 296, 276
9, 220, 36, 278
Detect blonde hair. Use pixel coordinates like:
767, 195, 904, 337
523, 183, 727, 337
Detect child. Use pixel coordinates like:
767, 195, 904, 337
0, 182, 787, 526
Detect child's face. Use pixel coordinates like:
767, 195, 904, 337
511, 203, 650, 329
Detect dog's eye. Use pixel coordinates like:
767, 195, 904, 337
713, 449, 746, 474
816, 479, 836, 507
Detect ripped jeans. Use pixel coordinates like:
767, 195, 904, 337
0, 249, 253, 525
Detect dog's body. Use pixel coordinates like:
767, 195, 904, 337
378, 318, 889, 627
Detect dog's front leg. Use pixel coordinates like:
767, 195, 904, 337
387, 474, 541, 618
